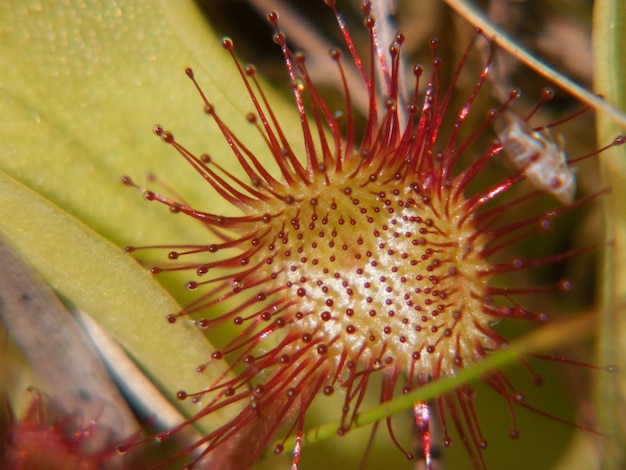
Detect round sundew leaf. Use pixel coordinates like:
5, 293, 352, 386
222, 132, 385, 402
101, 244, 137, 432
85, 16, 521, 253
593, 0, 626, 467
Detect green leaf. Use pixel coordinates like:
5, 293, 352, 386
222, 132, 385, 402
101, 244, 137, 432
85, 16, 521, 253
0, 0, 296, 250
0, 0, 300, 431
593, 0, 626, 467
0, 171, 236, 431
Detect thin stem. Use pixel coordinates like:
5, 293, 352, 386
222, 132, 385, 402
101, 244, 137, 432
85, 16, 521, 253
443, 0, 626, 131
280, 313, 597, 448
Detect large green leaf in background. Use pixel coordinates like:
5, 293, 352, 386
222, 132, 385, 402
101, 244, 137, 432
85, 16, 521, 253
0, 0, 296, 430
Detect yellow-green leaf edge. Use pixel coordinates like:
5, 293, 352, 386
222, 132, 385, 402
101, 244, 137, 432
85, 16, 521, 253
593, 0, 626, 468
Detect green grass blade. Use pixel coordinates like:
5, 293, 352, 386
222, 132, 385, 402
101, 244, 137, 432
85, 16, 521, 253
593, 0, 626, 468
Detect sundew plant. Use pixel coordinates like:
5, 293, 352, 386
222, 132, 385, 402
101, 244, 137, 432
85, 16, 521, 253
0, 1, 625, 469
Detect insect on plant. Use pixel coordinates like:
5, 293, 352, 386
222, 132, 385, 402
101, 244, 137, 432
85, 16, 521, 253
498, 108, 576, 204
117, 1, 626, 469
